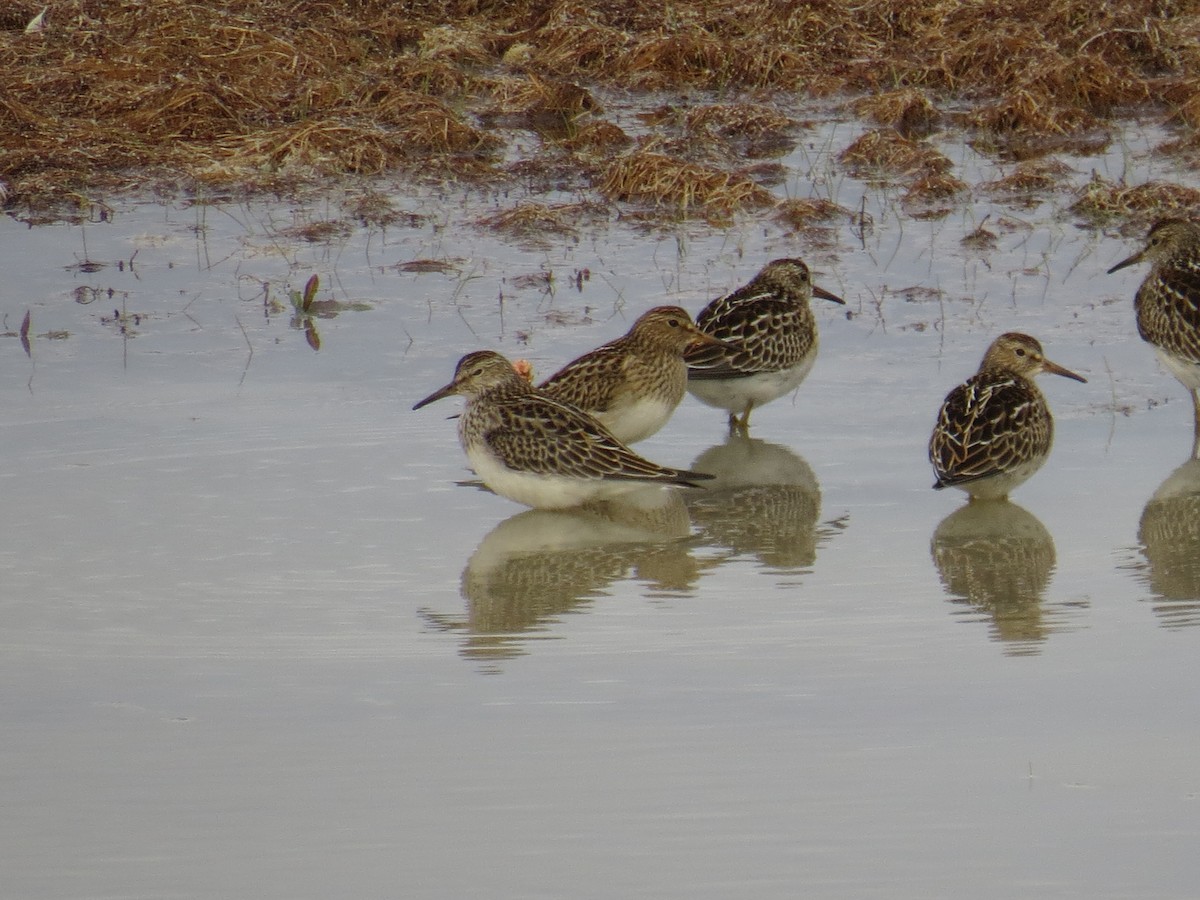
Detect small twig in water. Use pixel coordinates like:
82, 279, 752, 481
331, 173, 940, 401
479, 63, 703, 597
1103, 355, 1119, 451
235, 314, 254, 387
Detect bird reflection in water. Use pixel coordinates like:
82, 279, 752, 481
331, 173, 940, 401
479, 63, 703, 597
931, 500, 1084, 654
684, 433, 844, 573
1131, 458, 1200, 628
421, 486, 699, 667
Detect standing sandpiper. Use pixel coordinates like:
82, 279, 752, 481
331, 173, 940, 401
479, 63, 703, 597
413, 350, 714, 510
930, 332, 1086, 501
1108, 218, 1200, 457
538, 306, 729, 444
685, 258, 844, 433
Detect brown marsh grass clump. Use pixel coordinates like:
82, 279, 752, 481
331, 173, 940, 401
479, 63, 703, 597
839, 130, 954, 181
1169, 91, 1200, 132
902, 172, 970, 219
1070, 175, 1200, 228
684, 104, 803, 158
839, 125, 967, 220
598, 149, 774, 221
967, 90, 1107, 158
480, 75, 600, 132
0, 0, 505, 212
557, 121, 634, 155
476, 201, 608, 242
737, 162, 789, 188
631, 103, 803, 166
960, 218, 1000, 250
851, 90, 941, 138
1154, 95, 1200, 166
929, 7, 1152, 108
210, 108, 497, 182
979, 159, 1077, 208
774, 198, 851, 232
2, 0, 1200, 221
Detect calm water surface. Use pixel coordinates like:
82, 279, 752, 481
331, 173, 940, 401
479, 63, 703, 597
1, 114, 1198, 898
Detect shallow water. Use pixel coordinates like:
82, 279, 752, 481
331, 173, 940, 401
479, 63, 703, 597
2, 112, 1199, 898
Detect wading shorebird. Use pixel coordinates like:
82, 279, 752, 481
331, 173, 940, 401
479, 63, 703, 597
538, 306, 730, 444
685, 258, 844, 433
413, 350, 714, 510
929, 332, 1086, 501
1108, 218, 1200, 458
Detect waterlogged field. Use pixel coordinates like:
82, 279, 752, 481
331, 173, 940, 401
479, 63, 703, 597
2, 110, 1198, 898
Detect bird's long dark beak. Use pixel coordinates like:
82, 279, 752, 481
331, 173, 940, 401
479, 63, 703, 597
814, 283, 845, 305
412, 381, 457, 410
1107, 250, 1143, 275
1043, 359, 1087, 383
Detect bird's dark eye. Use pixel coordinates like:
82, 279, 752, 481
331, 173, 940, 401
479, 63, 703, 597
668, 318, 680, 327
1015, 348, 1026, 357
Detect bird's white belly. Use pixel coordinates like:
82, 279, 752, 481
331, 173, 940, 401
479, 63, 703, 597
600, 397, 675, 444
957, 454, 1049, 500
1155, 346, 1200, 392
465, 443, 644, 510
686, 357, 815, 413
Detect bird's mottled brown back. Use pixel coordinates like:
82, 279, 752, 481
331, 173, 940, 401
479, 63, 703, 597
540, 342, 647, 414
464, 380, 710, 486
929, 368, 1053, 488
686, 261, 817, 377
1135, 252, 1200, 366
539, 306, 697, 413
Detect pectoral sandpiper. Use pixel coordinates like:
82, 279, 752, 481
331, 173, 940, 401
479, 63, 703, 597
685, 258, 844, 433
1108, 218, 1200, 457
538, 305, 729, 444
413, 350, 714, 510
930, 332, 1086, 501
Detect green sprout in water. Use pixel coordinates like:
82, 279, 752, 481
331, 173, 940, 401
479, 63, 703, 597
289, 274, 322, 351
288, 273, 320, 315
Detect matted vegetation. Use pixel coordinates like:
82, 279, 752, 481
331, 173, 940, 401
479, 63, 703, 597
774, 198, 853, 242
598, 149, 774, 221
980, 160, 1078, 208
838, 130, 954, 180
476, 199, 609, 244
1071, 175, 1200, 229
1, 1, 1199, 223
851, 90, 941, 138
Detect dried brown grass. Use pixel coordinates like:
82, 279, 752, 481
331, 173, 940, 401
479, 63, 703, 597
839, 130, 954, 180
1070, 175, 1200, 228
980, 160, 1077, 207
475, 201, 605, 240
1, 0, 1199, 218
851, 90, 941, 138
686, 104, 802, 158
775, 198, 851, 231
557, 122, 633, 155
481, 75, 600, 130
631, 102, 802, 164
598, 150, 774, 220
903, 173, 969, 210
960, 219, 1000, 250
